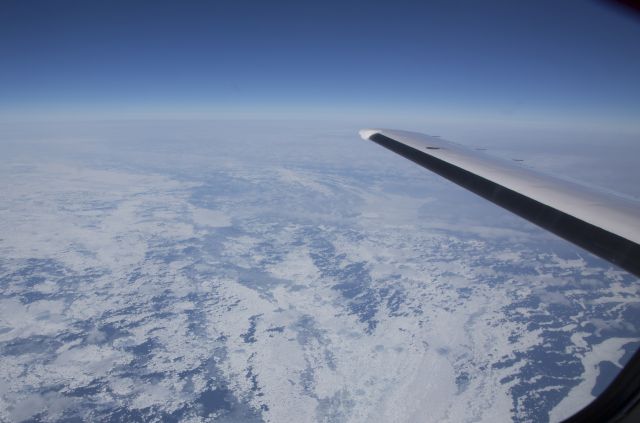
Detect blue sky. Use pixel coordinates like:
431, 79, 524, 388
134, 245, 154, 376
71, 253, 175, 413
1, 0, 639, 128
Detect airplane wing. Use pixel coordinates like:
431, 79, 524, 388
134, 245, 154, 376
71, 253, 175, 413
359, 128, 640, 277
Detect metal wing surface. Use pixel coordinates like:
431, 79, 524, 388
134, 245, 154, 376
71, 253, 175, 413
360, 128, 640, 277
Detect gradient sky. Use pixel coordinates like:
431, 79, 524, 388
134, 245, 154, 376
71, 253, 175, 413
1, 0, 640, 127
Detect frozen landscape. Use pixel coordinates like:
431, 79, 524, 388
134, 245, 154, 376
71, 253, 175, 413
1, 120, 639, 422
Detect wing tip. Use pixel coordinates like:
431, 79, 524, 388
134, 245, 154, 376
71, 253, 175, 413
359, 129, 380, 140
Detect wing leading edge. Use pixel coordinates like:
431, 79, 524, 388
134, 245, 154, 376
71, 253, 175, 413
360, 128, 640, 277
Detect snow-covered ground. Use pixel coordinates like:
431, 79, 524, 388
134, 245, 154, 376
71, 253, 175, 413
1, 121, 639, 422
